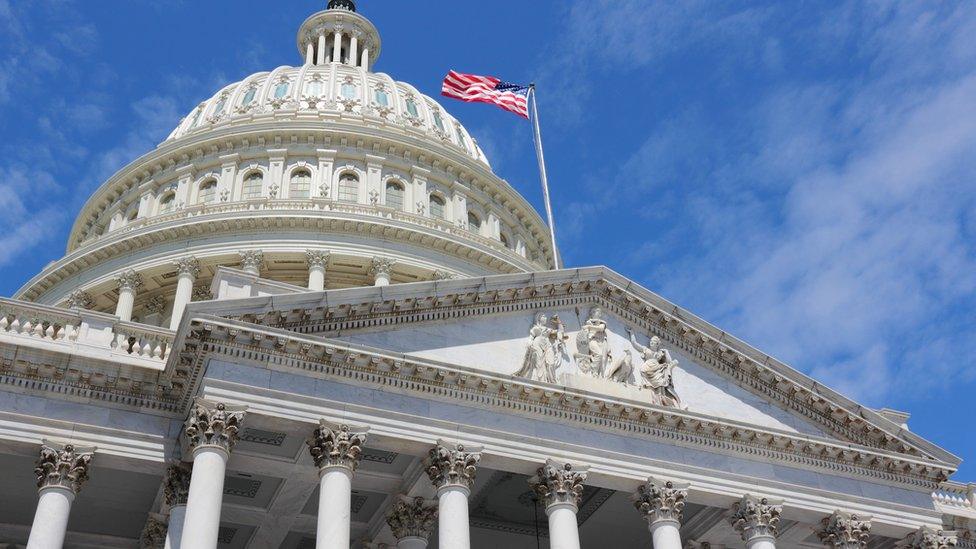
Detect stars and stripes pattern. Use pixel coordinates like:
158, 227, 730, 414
441, 70, 530, 119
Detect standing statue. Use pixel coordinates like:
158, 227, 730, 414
628, 329, 682, 408
574, 306, 612, 377
514, 313, 568, 383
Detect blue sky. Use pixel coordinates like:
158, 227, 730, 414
1, 1, 973, 480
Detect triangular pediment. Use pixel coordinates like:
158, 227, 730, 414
187, 266, 959, 477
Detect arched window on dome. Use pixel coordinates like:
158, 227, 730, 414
305, 80, 323, 97
337, 172, 359, 202
241, 87, 258, 106
197, 179, 217, 204
126, 209, 138, 223
290, 169, 311, 199
500, 232, 511, 249
385, 180, 404, 211
433, 110, 445, 131
341, 83, 357, 100
455, 125, 467, 149
213, 96, 228, 116
429, 193, 446, 220
467, 212, 481, 233
273, 81, 290, 99
243, 172, 263, 199
189, 107, 203, 128
405, 98, 419, 118
373, 89, 390, 107
158, 192, 176, 214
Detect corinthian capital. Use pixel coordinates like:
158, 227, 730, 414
900, 527, 958, 549
64, 290, 94, 310
730, 494, 783, 543
116, 270, 144, 292
238, 250, 265, 273
529, 459, 589, 510
425, 441, 482, 491
140, 514, 167, 549
173, 256, 201, 278
34, 441, 95, 494
306, 421, 369, 472
163, 461, 192, 508
818, 510, 872, 548
306, 250, 331, 269
633, 477, 689, 525
181, 398, 246, 455
368, 257, 396, 278
386, 496, 437, 542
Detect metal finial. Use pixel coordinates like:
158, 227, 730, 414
327, 0, 356, 11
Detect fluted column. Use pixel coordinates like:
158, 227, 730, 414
369, 257, 395, 287
238, 250, 264, 276
332, 31, 342, 63
317, 34, 327, 65
386, 496, 437, 549
349, 34, 359, 68
115, 270, 143, 322
817, 510, 871, 549
170, 257, 200, 330
900, 526, 957, 549
140, 514, 167, 549
27, 441, 95, 549
179, 398, 246, 549
425, 442, 482, 549
529, 460, 588, 549
163, 462, 192, 549
360, 48, 369, 70
633, 477, 689, 549
306, 422, 369, 549
730, 494, 783, 549
306, 251, 330, 291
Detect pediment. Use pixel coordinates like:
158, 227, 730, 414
188, 266, 959, 474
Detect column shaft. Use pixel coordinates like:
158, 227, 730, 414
179, 447, 229, 549
349, 36, 358, 68
650, 520, 682, 549
305, 42, 315, 65
26, 487, 74, 549
360, 48, 369, 69
165, 505, 186, 549
546, 502, 581, 549
397, 538, 427, 549
746, 537, 777, 549
333, 32, 342, 63
116, 286, 136, 321
169, 272, 194, 330
316, 467, 353, 549
317, 34, 327, 65
308, 264, 326, 291
437, 486, 471, 549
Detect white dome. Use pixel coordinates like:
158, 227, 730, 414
166, 64, 490, 168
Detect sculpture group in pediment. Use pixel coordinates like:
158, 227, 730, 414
515, 306, 682, 408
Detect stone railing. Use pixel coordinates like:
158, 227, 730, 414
82, 198, 546, 268
0, 298, 174, 370
933, 481, 976, 518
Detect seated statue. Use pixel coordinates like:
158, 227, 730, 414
628, 329, 682, 408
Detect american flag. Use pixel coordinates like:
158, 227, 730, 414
441, 70, 530, 119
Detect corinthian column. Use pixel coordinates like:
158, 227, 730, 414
729, 494, 784, 549
178, 398, 246, 549
900, 526, 958, 549
238, 250, 264, 276
369, 257, 395, 286
425, 442, 482, 549
115, 270, 143, 322
27, 441, 95, 549
140, 514, 167, 549
529, 460, 588, 549
306, 421, 369, 549
306, 250, 330, 291
386, 496, 437, 549
170, 256, 200, 330
163, 462, 192, 549
633, 477, 689, 549
818, 510, 871, 549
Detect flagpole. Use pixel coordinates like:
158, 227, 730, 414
528, 84, 561, 269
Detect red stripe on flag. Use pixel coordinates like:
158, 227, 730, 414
441, 70, 528, 119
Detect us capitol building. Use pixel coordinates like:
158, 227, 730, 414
1, 2, 973, 548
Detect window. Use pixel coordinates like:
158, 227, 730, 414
159, 192, 176, 213
433, 110, 445, 131
337, 173, 359, 202
243, 172, 263, 199
429, 194, 446, 219
190, 108, 203, 128
405, 99, 419, 117
306, 81, 323, 97
197, 179, 217, 204
455, 125, 466, 148
127, 209, 138, 223
467, 212, 481, 233
290, 170, 311, 199
241, 87, 257, 106
273, 82, 289, 99
385, 180, 404, 210
373, 89, 389, 106
213, 97, 227, 115
341, 83, 357, 99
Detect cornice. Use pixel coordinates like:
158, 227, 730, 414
173, 313, 951, 490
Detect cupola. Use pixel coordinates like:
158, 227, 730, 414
297, 0, 381, 69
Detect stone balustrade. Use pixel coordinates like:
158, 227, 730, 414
0, 298, 173, 370
933, 482, 976, 516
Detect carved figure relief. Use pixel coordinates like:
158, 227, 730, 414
574, 306, 612, 377
628, 329, 682, 408
514, 313, 568, 383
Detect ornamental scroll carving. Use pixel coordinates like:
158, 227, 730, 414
182, 398, 246, 454
514, 307, 683, 408
386, 496, 437, 542
34, 441, 95, 494
529, 460, 588, 509
425, 443, 481, 491
306, 422, 368, 471
818, 510, 872, 548
730, 494, 783, 542
633, 477, 689, 525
